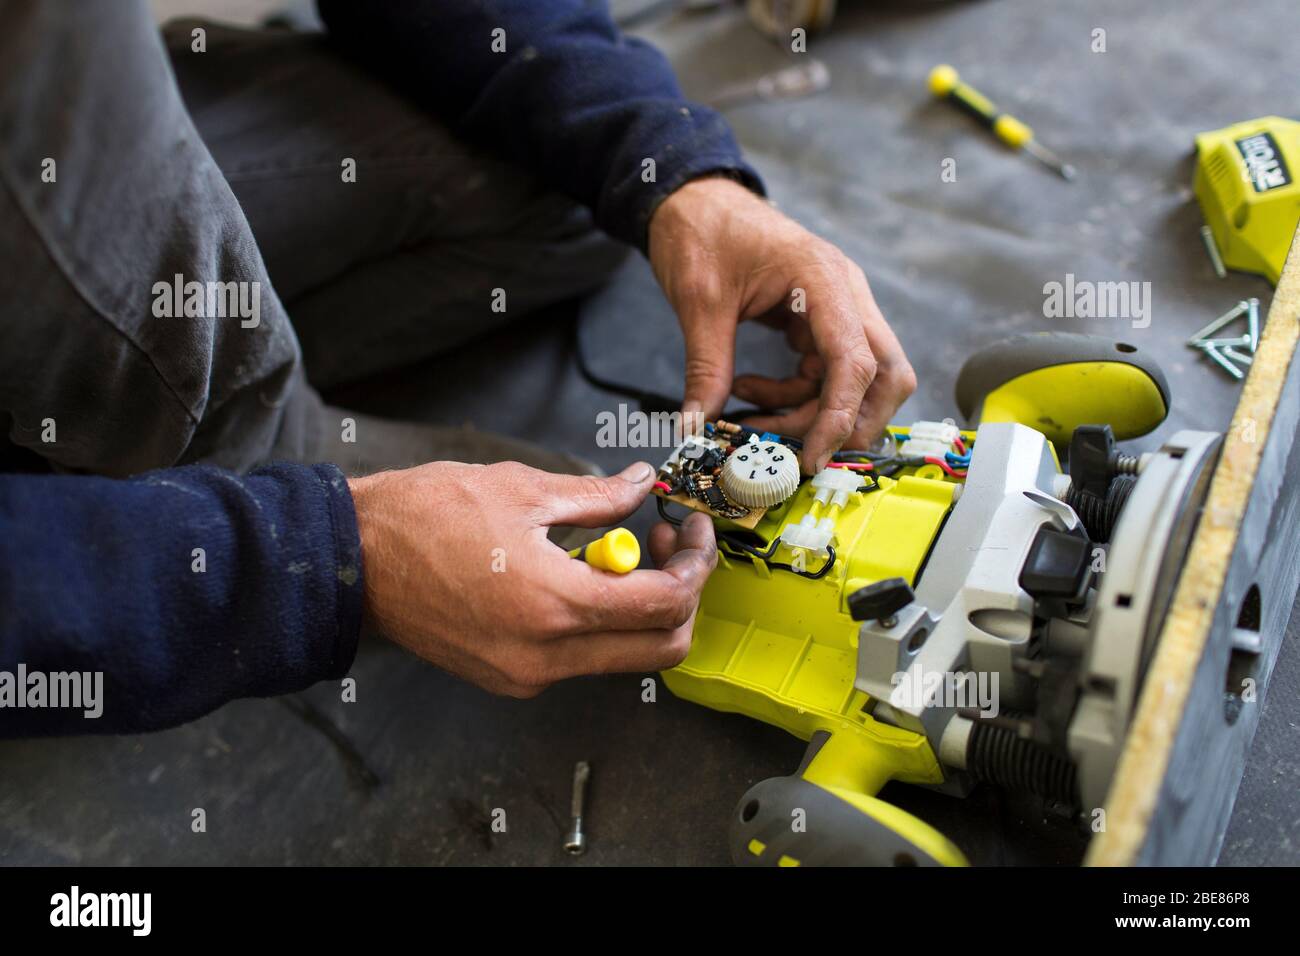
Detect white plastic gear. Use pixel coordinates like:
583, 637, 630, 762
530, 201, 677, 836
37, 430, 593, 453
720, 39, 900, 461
719, 437, 801, 509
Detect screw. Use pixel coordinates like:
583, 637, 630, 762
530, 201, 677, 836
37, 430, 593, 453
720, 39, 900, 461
1200, 225, 1227, 279
1201, 343, 1245, 380
1247, 298, 1260, 352
563, 761, 590, 856
1199, 334, 1253, 349
1222, 346, 1253, 367
1187, 300, 1248, 344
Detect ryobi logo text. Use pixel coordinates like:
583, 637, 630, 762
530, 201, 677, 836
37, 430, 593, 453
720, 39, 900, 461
1236, 132, 1291, 192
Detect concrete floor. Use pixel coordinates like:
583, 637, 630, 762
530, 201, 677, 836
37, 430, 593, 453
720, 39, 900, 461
1, 0, 1296, 865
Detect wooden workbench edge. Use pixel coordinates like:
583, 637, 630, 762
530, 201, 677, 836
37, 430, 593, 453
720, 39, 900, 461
1087, 224, 1300, 866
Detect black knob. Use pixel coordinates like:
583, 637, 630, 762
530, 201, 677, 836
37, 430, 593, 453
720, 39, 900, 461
1068, 424, 1116, 498
1019, 526, 1091, 601
848, 578, 915, 622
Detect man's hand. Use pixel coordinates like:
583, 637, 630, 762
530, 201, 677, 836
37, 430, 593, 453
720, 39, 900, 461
648, 177, 916, 473
348, 460, 716, 697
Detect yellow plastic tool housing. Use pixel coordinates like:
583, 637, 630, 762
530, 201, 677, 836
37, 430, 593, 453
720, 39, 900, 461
978, 361, 1167, 446
668, 341, 1158, 865
1195, 116, 1300, 285
666, 473, 957, 727
664, 456, 971, 865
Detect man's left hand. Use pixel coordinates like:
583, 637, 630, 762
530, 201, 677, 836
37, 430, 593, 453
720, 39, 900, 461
647, 176, 916, 473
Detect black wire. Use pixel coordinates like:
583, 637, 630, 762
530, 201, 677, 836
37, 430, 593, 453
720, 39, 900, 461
858, 475, 882, 493
766, 546, 837, 580
658, 495, 752, 535
833, 450, 893, 462
655, 495, 682, 526
571, 316, 782, 426
574, 322, 682, 414
719, 536, 781, 561
659, 497, 775, 555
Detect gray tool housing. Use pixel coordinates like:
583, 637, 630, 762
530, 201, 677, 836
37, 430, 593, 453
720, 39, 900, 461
854, 421, 1220, 812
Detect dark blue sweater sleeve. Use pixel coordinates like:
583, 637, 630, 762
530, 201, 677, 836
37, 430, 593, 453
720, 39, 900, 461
0, 462, 364, 737
315, 0, 765, 249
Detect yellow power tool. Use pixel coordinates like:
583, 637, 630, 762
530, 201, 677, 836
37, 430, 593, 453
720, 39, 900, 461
1195, 116, 1300, 285
654, 333, 1222, 866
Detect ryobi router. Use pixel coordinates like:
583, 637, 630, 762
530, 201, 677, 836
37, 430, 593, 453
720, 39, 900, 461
646, 331, 1221, 866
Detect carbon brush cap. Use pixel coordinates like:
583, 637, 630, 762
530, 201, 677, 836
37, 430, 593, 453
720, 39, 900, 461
719, 438, 801, 508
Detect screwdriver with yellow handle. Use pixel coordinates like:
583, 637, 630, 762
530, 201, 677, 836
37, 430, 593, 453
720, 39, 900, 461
927, 64, 1076, 181
569, 527, 641, 574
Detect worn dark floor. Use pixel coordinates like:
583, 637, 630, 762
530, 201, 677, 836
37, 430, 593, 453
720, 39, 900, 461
2, 0, 1297, 865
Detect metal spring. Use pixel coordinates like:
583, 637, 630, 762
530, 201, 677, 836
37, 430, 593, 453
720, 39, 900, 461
1067, 475, 1135, 542
967, 719, 1078, 804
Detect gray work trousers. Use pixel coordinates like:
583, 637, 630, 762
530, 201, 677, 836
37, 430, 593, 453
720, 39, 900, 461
0, 1, 624, 477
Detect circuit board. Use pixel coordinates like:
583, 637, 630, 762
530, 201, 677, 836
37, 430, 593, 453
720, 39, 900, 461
651, 418, 975, 531
651, 420, 801, 530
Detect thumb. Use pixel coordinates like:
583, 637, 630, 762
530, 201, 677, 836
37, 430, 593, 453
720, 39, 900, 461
680, 310, 736, 427
535, 461, 655, 528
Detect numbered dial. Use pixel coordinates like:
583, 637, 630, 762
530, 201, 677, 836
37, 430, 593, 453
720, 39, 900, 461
719, 438, 801, 509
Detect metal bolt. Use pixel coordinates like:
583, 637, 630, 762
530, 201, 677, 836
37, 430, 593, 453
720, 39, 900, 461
1200, 225, 1227, 279
1201, 343, 1245, 380
1221, 346, 1253, 367
1199, 334, 1253, 349
1187, 300, 1248, 345
563, 761, 590, 856
1247, 298, 1260, 352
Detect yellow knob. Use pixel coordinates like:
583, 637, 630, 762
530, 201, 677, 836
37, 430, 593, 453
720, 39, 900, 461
928, 63, 959, 96
570, 528, 641, 574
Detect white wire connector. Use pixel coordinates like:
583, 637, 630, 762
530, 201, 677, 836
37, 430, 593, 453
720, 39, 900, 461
779, 466, 864, 556
811, 466, 862, 510
780, 514, 836, 555
903, 420, 961, 459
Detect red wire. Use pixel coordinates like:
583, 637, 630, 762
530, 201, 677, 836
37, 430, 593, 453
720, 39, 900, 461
953, 436, 968, 455
827, 461, 873, 470
653, 480, 673, 493
924, 456, 967, 478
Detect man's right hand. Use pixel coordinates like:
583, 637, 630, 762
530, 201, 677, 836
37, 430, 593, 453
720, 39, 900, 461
347, 460, 716, 697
